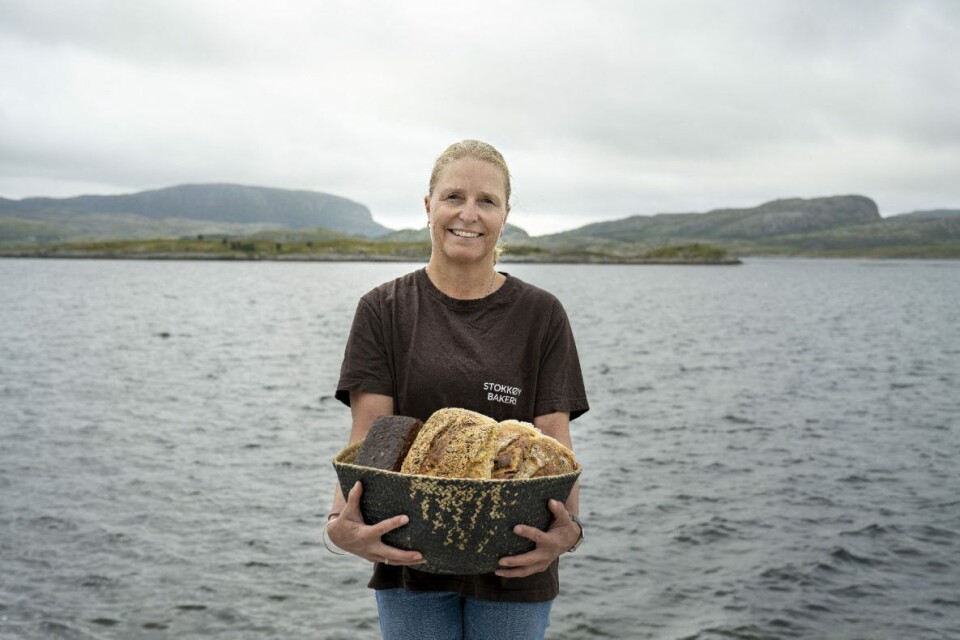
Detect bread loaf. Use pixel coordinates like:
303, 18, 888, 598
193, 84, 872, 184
395, 409, 578, 479
525, 434, 577, 478
491, 420, 539, 479
354, 415, 423, 471
493, 420, 577, 479
400, 408, 499, 479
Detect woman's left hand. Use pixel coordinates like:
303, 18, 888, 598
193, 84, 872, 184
495, 499, 581, 578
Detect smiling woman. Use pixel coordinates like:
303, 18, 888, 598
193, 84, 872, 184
424, 142, 512, 299
326, 140, 590, 640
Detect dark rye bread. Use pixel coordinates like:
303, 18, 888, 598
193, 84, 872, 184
354, 415, 424, 471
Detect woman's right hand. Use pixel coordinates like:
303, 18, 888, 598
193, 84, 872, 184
327, 481, 425, 566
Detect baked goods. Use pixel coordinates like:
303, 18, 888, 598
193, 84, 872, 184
354, 415, 424, 471
400, 408, 499, 479
354, 409, 578, 479
491, 419, 539, 479
493, 420, 577, 479
524, 432, 577, 478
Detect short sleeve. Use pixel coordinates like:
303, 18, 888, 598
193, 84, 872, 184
335, 297, 394, 406
534, 300, 589, 420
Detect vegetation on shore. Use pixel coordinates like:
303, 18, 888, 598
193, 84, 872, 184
0, 235, 741, 264
6, 235, 430, 260
5, 225, 959, 261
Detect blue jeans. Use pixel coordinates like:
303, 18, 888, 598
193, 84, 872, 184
375, 588, 553, 640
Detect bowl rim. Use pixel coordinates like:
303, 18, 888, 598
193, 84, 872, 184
333, 441, 582, 484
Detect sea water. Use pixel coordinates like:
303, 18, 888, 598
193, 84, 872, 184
1, 258, 958, 639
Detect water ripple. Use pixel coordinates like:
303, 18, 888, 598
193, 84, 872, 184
1, 258, 959, 639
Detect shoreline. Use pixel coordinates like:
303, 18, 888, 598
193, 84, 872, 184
0, 250, 743, 265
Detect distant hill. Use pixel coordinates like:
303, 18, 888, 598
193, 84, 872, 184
713, 214, 960, 257
3, 186, 959, 259
512, 195, 960, 258
891, 209, 960, 220
0, 184, 391, 244
540, 195, 880, 245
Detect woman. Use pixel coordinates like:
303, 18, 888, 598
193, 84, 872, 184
326, 140, 589, 640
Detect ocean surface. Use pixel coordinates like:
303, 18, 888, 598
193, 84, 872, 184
1, 258, 958, 640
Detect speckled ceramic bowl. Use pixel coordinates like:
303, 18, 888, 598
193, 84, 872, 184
333, 442, 581, 575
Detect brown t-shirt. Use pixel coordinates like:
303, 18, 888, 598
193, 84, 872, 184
335, 268, 589, 602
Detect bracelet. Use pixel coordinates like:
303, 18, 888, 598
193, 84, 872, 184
566, 514, 584, 553
322, 518, 348, 556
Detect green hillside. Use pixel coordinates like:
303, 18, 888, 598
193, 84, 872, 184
0, 183, 390, 243
3, 188, 959, 260
517, 196, 960, 258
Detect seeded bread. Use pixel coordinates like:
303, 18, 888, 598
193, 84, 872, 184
400, 408, 499, 478
491, 420, 539, 479
493, 419, 577, 479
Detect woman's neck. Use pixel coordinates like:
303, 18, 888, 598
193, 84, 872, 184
425, 259, 501, 300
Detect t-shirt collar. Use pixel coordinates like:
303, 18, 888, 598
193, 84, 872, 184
417, 267, 514, 309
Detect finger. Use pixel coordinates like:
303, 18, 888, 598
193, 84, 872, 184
381, 558, 427, 567
372, 514, 411, 537
548, 499, 570, 523
497, 548, 548, 569
341, 481, 363, 517
495, 562, 549, 579
511, 524, 547, 545
376, 554, 427, 566
369, 542, 425, 565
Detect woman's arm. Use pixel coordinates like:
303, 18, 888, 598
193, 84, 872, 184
328, 390, 393, 516
326, 391, 424, 566
535, 411, 580, 519
495, 411, 583, 578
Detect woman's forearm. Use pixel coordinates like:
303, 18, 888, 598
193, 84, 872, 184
533, 411, 579, 515
329, 390, 394, 516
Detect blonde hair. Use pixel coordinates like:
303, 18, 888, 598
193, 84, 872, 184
428, 139, 511, 204
428, 140, 511, 264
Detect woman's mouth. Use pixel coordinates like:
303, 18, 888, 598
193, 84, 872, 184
449, 229, 483, 238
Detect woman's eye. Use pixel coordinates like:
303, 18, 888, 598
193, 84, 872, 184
445, 194, 462, 200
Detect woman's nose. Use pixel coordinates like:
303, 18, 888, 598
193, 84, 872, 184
458, 200, 480, 222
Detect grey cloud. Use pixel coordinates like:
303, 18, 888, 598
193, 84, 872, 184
0, 1, 238, 65
1, 0, 958, 233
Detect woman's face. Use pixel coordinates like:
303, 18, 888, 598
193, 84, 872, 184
425, 156, 510, 267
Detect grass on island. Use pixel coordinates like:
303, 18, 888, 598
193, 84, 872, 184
641, 243, 732, 262
8, 234, 741, 264
28, 235, 433, 260
22, 233, 959, 260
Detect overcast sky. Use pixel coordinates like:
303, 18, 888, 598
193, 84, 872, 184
1, 1, 958, 235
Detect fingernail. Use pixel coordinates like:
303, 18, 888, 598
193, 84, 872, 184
400, 515, 409, 525
514, 525, 522, 534
353, 481, 360, 489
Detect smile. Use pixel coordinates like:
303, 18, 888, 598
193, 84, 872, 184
449, 229, 483, 238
